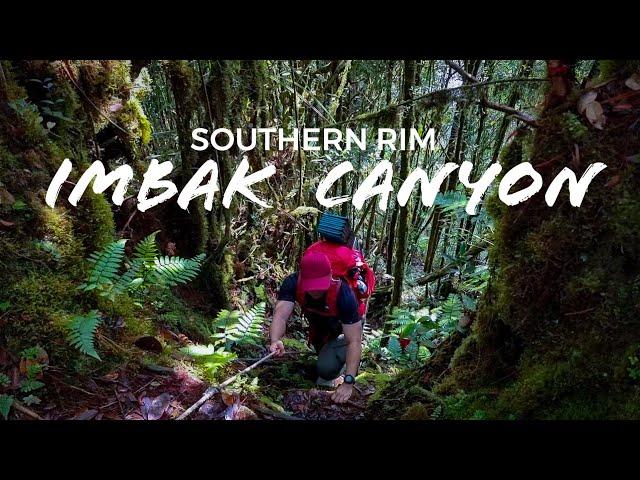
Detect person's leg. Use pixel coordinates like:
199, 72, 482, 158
316, 334, 347, 381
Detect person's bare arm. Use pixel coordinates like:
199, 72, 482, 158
331, 320, 362, 403
269, 300, 295, 356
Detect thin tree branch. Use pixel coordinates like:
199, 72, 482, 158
327, 76, 547, 129
445, 60, 539, 127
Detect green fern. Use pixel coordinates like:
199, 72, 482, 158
436, 294, 463, 333
152, 254, 205, 287
112, 258, 145, 296
66, 310, 102, 360
224, 302, 266, 347
211, 309, 241, 347
180, 344, 237, 377
133, 230, 161, 270
211, 303, 266, 350
81, 239, 127, 291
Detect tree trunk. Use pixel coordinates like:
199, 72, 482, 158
439, 61, 640, 419
390, 60, 416, 308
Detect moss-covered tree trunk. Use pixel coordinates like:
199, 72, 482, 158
390, 60, 416, 308
438, 60, 640, 419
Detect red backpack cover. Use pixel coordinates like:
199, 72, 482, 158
296, 240, 375, 317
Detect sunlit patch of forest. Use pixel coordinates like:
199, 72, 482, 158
1, 59, 639, 420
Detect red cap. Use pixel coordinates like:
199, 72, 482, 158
299, 252, 332, 292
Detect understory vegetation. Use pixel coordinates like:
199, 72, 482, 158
0, 59, 639, 420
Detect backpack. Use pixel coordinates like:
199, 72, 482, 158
295, 240, 376, 318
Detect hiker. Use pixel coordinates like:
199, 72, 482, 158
269, 214, 375, 404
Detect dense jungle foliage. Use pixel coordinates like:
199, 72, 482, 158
0, 59, 639, 420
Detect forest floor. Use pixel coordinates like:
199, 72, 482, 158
18, 358, 374, 421
3, 326, 380, 420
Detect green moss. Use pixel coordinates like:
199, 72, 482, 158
1, 271, 85, 364
560, 112, 589, 142
401, 402, 430, 420
75, 192, 115, 251
539, 389, 640, 420
36, 204, 85, 268
597, 60, 640, 82
117, 97, 152, 146
283, 337, 311, 352
356, 371, 392, 402
0, 142, 19, 173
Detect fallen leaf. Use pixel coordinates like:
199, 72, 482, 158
0, 188, 15, 206
221, 390, 236, 406
224, 400, 240, 420
625, 74, 640, 91
71, 409, 98, 420
134, 336, 163, 353
585, 101, 606, 129
234, 405, 258, 420
578, 91, 598, 114
224, 401, 257, 420
102, 371, 119, 382
141, 393, 172, 420
0, 220, 14, 228
198, 400, 225, 420
605, 175, 621, 188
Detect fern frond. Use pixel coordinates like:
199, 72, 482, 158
66, 310, 102, 360
152, 253, 205, 287
211, 309, 239, 346
225, 302, 266, 347
112, 258, 145, 296
180, 344, 237, 377
133, 231, 160, 269
437, 294, 463, 332
85, 239, 127, 289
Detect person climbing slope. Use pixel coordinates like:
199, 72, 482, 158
269, 213, 375, 404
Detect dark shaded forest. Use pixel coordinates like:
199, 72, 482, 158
1, 59, 639, 420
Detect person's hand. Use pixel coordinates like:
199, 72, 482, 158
331, 382, 354, 404
269, 340, 285, 357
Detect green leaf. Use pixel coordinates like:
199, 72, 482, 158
21, 394, 41, 406
462, 294, 477, 311
0, 394, 13, 419
86, 239, 127, 287
20, 378, 45, 393
12, 199, 27, 211
152, 253, 205, 287
66, 310, 102, 360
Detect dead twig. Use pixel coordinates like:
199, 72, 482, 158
13, 399, 43, 420
176, 351, 276, 420
564, 307, 597, 316
48, 374, 99, 397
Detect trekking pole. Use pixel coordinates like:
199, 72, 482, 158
176, 351, 276, 420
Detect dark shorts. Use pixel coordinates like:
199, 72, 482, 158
308, 316, 363, 381
316, 335, 347, 381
